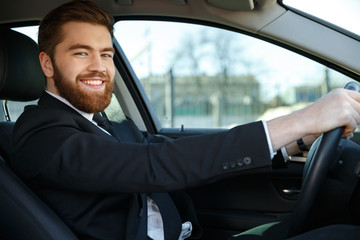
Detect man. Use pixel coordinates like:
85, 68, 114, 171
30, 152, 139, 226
10, 1, 360, 240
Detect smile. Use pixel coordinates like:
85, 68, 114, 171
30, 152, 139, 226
81, 80, 104, 86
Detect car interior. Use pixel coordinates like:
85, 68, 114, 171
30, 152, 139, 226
1, 0, 360, 240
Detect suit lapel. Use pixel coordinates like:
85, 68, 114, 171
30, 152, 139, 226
37, 91, 117, 140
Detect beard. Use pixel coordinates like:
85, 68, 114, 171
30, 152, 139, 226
52, 63, 114, 113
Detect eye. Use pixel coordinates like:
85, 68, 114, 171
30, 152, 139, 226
101, 53, 113, 58
74, 52, 87, 56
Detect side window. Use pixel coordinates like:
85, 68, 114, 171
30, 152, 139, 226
6, 100, 38, 121
114, 20, 353, 129
104, 94, 127, 122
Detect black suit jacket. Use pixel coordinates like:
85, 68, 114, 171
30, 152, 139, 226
10, 91, 272, 240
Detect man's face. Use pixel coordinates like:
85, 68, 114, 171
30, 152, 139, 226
50, 21, 115, 113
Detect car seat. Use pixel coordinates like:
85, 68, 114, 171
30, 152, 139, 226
0, 27, 78, 240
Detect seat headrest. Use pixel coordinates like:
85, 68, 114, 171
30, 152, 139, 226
0, 28, 45, 101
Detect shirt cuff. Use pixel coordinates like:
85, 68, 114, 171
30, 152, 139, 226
280, 146, 290, 161
261, 120, 275, 159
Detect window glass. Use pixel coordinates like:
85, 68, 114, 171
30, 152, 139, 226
6, 100, 37, 120
104, 94, 127, 122
12, 25, 39, 42
114, 20, 353, 129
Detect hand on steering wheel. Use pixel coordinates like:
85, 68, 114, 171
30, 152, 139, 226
287, 82, 360, 237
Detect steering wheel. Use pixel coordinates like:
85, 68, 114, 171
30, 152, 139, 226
287, 82, 360, 237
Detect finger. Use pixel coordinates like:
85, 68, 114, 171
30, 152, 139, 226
347, 103, 360, 125
345, 132, 354, 139
347, 93, 360, 119
345, 89, 360, 102
343, 113, 358, 137
336, 92, 360, 133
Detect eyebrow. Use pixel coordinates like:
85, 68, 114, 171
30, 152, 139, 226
68, 44, 115, 53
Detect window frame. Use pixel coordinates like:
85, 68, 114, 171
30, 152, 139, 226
112, 16, 360, 134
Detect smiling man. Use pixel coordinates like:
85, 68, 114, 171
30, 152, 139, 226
10, 1, 360, 240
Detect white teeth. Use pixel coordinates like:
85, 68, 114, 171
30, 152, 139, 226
83, 80, 102, 86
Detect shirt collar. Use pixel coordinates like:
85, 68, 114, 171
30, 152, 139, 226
45, 90, 94, 121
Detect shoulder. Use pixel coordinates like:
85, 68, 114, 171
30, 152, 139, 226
12, 104, 85, 145
16, 104, 78, 128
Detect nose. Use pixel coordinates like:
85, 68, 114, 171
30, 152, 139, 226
88, 54, 106, 72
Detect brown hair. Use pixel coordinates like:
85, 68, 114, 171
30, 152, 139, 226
38, 0, 114, 59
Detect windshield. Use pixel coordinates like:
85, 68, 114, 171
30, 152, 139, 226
283, 0, 360, 36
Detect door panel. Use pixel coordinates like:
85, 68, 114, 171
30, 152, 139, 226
188, 161, 303, 238
159, 128, 304, 238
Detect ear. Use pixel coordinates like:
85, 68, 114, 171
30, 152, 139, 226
39, 52, 54, 78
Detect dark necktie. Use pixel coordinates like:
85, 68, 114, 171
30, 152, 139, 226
92, 113, 115, 135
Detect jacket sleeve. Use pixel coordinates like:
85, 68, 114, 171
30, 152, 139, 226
10, 106, 272, 194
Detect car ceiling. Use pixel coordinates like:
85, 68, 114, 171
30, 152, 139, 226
1, 0, 360, 76
0, 0, 282, 31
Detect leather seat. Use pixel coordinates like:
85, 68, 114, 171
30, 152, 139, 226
0, 27, 45, 161
0, 28, 78, 240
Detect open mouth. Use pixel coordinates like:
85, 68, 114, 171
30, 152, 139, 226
80, 79, 105, 89
82, 80, 104, 86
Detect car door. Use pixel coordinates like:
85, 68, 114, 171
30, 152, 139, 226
109, 19, 357, 239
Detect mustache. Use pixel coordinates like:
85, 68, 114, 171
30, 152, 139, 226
76, 72, 110, 81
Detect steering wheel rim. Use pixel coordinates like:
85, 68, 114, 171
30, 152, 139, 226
287, 128, 344, 237
287, 81, 360, 237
